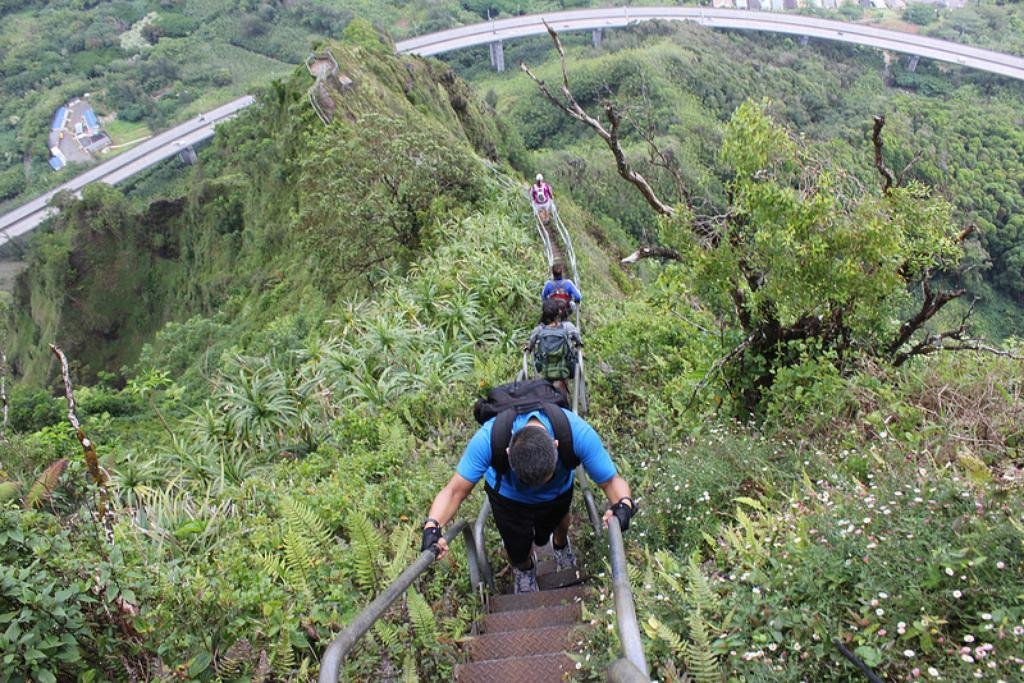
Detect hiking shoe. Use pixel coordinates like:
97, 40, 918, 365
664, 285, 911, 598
553, 539, 577, 572
512, 563, 538, 594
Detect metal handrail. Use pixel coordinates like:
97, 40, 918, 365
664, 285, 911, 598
608, 515, 648, 677
473, 499, 495, 592
318, 521, 481, 683
607, 657, 651, 683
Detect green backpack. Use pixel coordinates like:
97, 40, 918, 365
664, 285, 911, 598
533, 326, 573, 380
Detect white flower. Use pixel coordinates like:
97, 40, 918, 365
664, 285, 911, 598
981, 613, 992, 621
904, 649, 915, 658
964, 634, 975, 643
953, 590, 963, 598
878, 592, 888, 599
876, 608, 885, 617
927, 667, 940, 677
945, 567, 955, 576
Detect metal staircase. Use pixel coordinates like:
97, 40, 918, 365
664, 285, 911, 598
454, 542, 588, 681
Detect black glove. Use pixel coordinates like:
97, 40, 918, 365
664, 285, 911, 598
610, 498, 636, 533
421, 524, 442, 554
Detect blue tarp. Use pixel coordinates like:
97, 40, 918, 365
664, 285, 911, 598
83, 109, 99, 130
48, 157, 65, 171
51, 106, 67, 131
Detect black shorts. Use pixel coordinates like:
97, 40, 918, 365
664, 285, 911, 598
485, 483, 573, 565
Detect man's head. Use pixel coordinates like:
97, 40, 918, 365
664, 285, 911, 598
535, 173, 544, 184
508, 421, 556, 488
540, 297, 563, 325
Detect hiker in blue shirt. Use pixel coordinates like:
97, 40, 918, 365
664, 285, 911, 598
420, 392, 636, 593
541, 261, 582, 313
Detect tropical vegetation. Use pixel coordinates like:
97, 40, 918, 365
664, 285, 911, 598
0, 6, 1021, 683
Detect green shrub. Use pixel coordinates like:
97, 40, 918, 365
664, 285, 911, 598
9, 385, 62, 433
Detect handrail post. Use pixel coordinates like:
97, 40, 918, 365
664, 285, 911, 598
473, 498, 495, 592
460, 524, 482, 592
606, 658, 650, 682
608, 517, 648, 677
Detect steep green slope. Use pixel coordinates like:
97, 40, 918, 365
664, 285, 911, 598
3, 22, 542, 386
463, 21, 1024, 334
1, 13, 1022, 683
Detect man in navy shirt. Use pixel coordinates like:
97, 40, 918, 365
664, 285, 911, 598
541, 261, 582, 313
421, 406, 636, 592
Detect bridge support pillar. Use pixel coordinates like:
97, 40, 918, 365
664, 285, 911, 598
907, 55, 920, 72
178, 145, 198, 165
489, 41, 505, 72
592, 28, 603, 48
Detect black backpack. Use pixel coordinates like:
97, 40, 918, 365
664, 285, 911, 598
473, 379, 578, 493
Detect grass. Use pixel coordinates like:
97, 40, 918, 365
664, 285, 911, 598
104, 119, 152, 147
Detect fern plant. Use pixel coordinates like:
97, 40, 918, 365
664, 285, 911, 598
347, 511, 385, 594
683, 608, 720, 683
402, 650, 420, 683
406, 589, 437, 647
258, 497, 332, 600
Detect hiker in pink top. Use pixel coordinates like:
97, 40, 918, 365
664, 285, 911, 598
531, 173, 554, 225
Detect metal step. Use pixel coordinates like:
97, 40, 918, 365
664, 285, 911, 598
483, 604, 581, 633
536, 558, 558, 576
454, 652, 575, 682
538, 567, 587, 591
489, 585, 587, 613
465, 623, 583, 660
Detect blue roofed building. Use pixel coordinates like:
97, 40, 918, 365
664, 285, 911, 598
83, 108, 99, 131
51, 106, 67, 131
47, 98, 111, 171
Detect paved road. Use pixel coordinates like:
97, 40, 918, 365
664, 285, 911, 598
395, 7, 1024, 81
0, 96, 254, 244
5, 8, 1024, 244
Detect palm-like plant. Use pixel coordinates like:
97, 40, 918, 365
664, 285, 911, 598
215, 356, 298, 456
345, 367, 411, 410
108, 450, 164, 508
434, 290, 482, 342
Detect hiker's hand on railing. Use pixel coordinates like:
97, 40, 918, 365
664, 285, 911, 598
603, 497, 636, 533
421, 521, 444, 558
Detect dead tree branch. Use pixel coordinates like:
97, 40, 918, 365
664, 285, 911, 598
686, 331, 757, 410
890, 291, 975, 367
620, 245, 683, 264
522, 23, 676, 217
872, 115, 895, 196
0, 351, 7, 437
49, 344, 114, 544
898, 150, 923, 186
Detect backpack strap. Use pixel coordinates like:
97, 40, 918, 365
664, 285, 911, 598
488, 405, 578, 493
489, 409, 516, 494
542, 403, 578, 470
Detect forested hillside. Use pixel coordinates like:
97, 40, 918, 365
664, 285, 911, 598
4, 0, 1024, 210
0, 7, 1022, 683
460, 20, 1024, 335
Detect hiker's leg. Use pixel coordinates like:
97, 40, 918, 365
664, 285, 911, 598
552, 511, 571, 548
532, 486, 573, 548
486, 484, 534, 570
